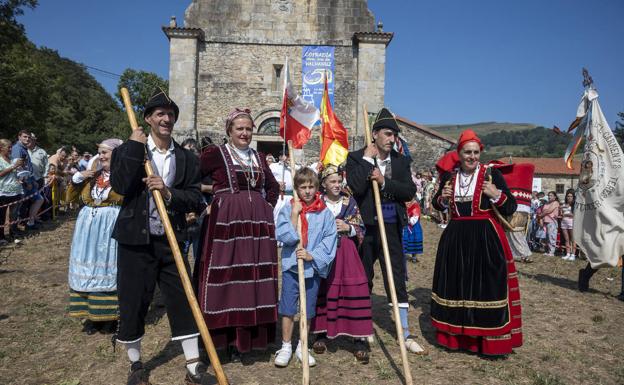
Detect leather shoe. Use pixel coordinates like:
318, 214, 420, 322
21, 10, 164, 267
185, 363, 214, 385
127, 361, 151, 385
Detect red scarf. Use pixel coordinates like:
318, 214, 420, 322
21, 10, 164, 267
291, 192, 326, 248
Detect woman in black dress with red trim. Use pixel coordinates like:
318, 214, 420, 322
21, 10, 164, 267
431, 129, 522, 356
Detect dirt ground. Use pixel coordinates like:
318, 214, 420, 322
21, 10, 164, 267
1, 215, 623, 385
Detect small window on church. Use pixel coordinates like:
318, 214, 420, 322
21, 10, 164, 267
258, 117, 280, 135
272, 64, 283, 92
556, 184, 565, 194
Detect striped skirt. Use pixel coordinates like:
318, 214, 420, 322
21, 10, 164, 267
69, 289, 119, 321
402, 222, 423, 255
198, 190, 279, 352
311, 236, 373, 338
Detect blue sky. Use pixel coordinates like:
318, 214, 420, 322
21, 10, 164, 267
20, 0, 623, 128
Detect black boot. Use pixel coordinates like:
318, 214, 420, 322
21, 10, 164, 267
227, 346, 241, 363
127, 361, 151, 385
82, 320, 98, 335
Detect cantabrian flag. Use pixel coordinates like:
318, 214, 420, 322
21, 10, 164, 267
319, 75, 348, 166
279, 59, 320, 149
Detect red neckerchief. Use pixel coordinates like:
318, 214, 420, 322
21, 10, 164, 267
291, 192, 326, 248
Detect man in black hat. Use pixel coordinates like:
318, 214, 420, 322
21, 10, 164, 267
345, 107, 427, 354
110, 89, 209, 384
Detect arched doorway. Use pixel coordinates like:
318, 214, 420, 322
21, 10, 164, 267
253, 111, 285, 158
257, 117, 280, 135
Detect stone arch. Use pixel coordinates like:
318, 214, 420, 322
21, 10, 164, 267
254, 109, 281, 135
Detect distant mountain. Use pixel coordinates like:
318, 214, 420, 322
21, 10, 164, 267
427, 122, 538, 140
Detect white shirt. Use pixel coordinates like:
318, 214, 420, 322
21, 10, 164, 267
270, 162, 293, 192
148, 135, 176, 187
28, 146, 48, 180
323, 195, 356, 237
225, 144, 258, 167
147, 135, 176, 235
363, 154, 391, 189
454, 165, 479, 200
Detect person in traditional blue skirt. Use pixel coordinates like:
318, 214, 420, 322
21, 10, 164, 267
403, 199, 423, 264
67, 138, 123, 335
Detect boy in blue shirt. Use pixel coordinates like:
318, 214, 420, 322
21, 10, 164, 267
274, 167, 337, 367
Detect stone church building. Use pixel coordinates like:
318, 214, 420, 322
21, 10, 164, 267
163, 0, 453, 168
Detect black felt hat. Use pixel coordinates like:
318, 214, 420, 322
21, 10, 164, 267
372, 107, 400, 133
143, 88, 179, 122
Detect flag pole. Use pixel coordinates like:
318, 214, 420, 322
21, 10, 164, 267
288, 140, 310, 385
120, 88, 229, 385
281, 57, 289, 187
363, 105, 413, 385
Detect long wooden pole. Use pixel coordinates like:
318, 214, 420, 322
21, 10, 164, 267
363, 106, 413, 385
287, 141, 310, 385
120, 88, 229, 385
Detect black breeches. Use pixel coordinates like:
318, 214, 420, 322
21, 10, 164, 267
360, 223, 408, 305
116, 236, 198, 342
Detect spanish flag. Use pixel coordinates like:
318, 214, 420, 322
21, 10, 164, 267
319, 75, 348, 166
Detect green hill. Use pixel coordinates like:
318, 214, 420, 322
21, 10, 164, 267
424, 122, 571, 160
427, 122, 538, 140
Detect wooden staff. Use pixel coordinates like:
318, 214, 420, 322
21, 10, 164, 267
120, 88, 229, 385
287, 141, 310, 385
363, 106, 413, 385
51, 177, 57, 219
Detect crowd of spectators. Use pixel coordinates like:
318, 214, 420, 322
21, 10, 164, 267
0, 130, 97, 246
528, 189, 577, 260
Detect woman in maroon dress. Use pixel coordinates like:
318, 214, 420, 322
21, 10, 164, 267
197, 108, 280, 360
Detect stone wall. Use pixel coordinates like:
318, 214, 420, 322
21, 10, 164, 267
184, 0, 375, 44
195, 43, 357, 138
168, 32, 200, 140
166, 0, 391, 159
356, 41, 386, 135
536, 174, 579, 195
397, 120, 454, 172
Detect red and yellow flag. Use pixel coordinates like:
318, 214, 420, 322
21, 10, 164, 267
319, 75, 348, 166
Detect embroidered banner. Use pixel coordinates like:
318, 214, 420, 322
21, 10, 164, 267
571, 89, 624, 267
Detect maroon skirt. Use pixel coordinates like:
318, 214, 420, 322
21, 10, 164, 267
198, 190, 279, 352
310, 236, 373, 338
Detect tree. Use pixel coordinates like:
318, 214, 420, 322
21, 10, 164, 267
0, 0, 49, 138
0, 0, 128, 151
115, 69, 169, 116
0, 0, 38, 49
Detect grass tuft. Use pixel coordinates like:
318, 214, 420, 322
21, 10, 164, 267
531, 371, 565, 385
